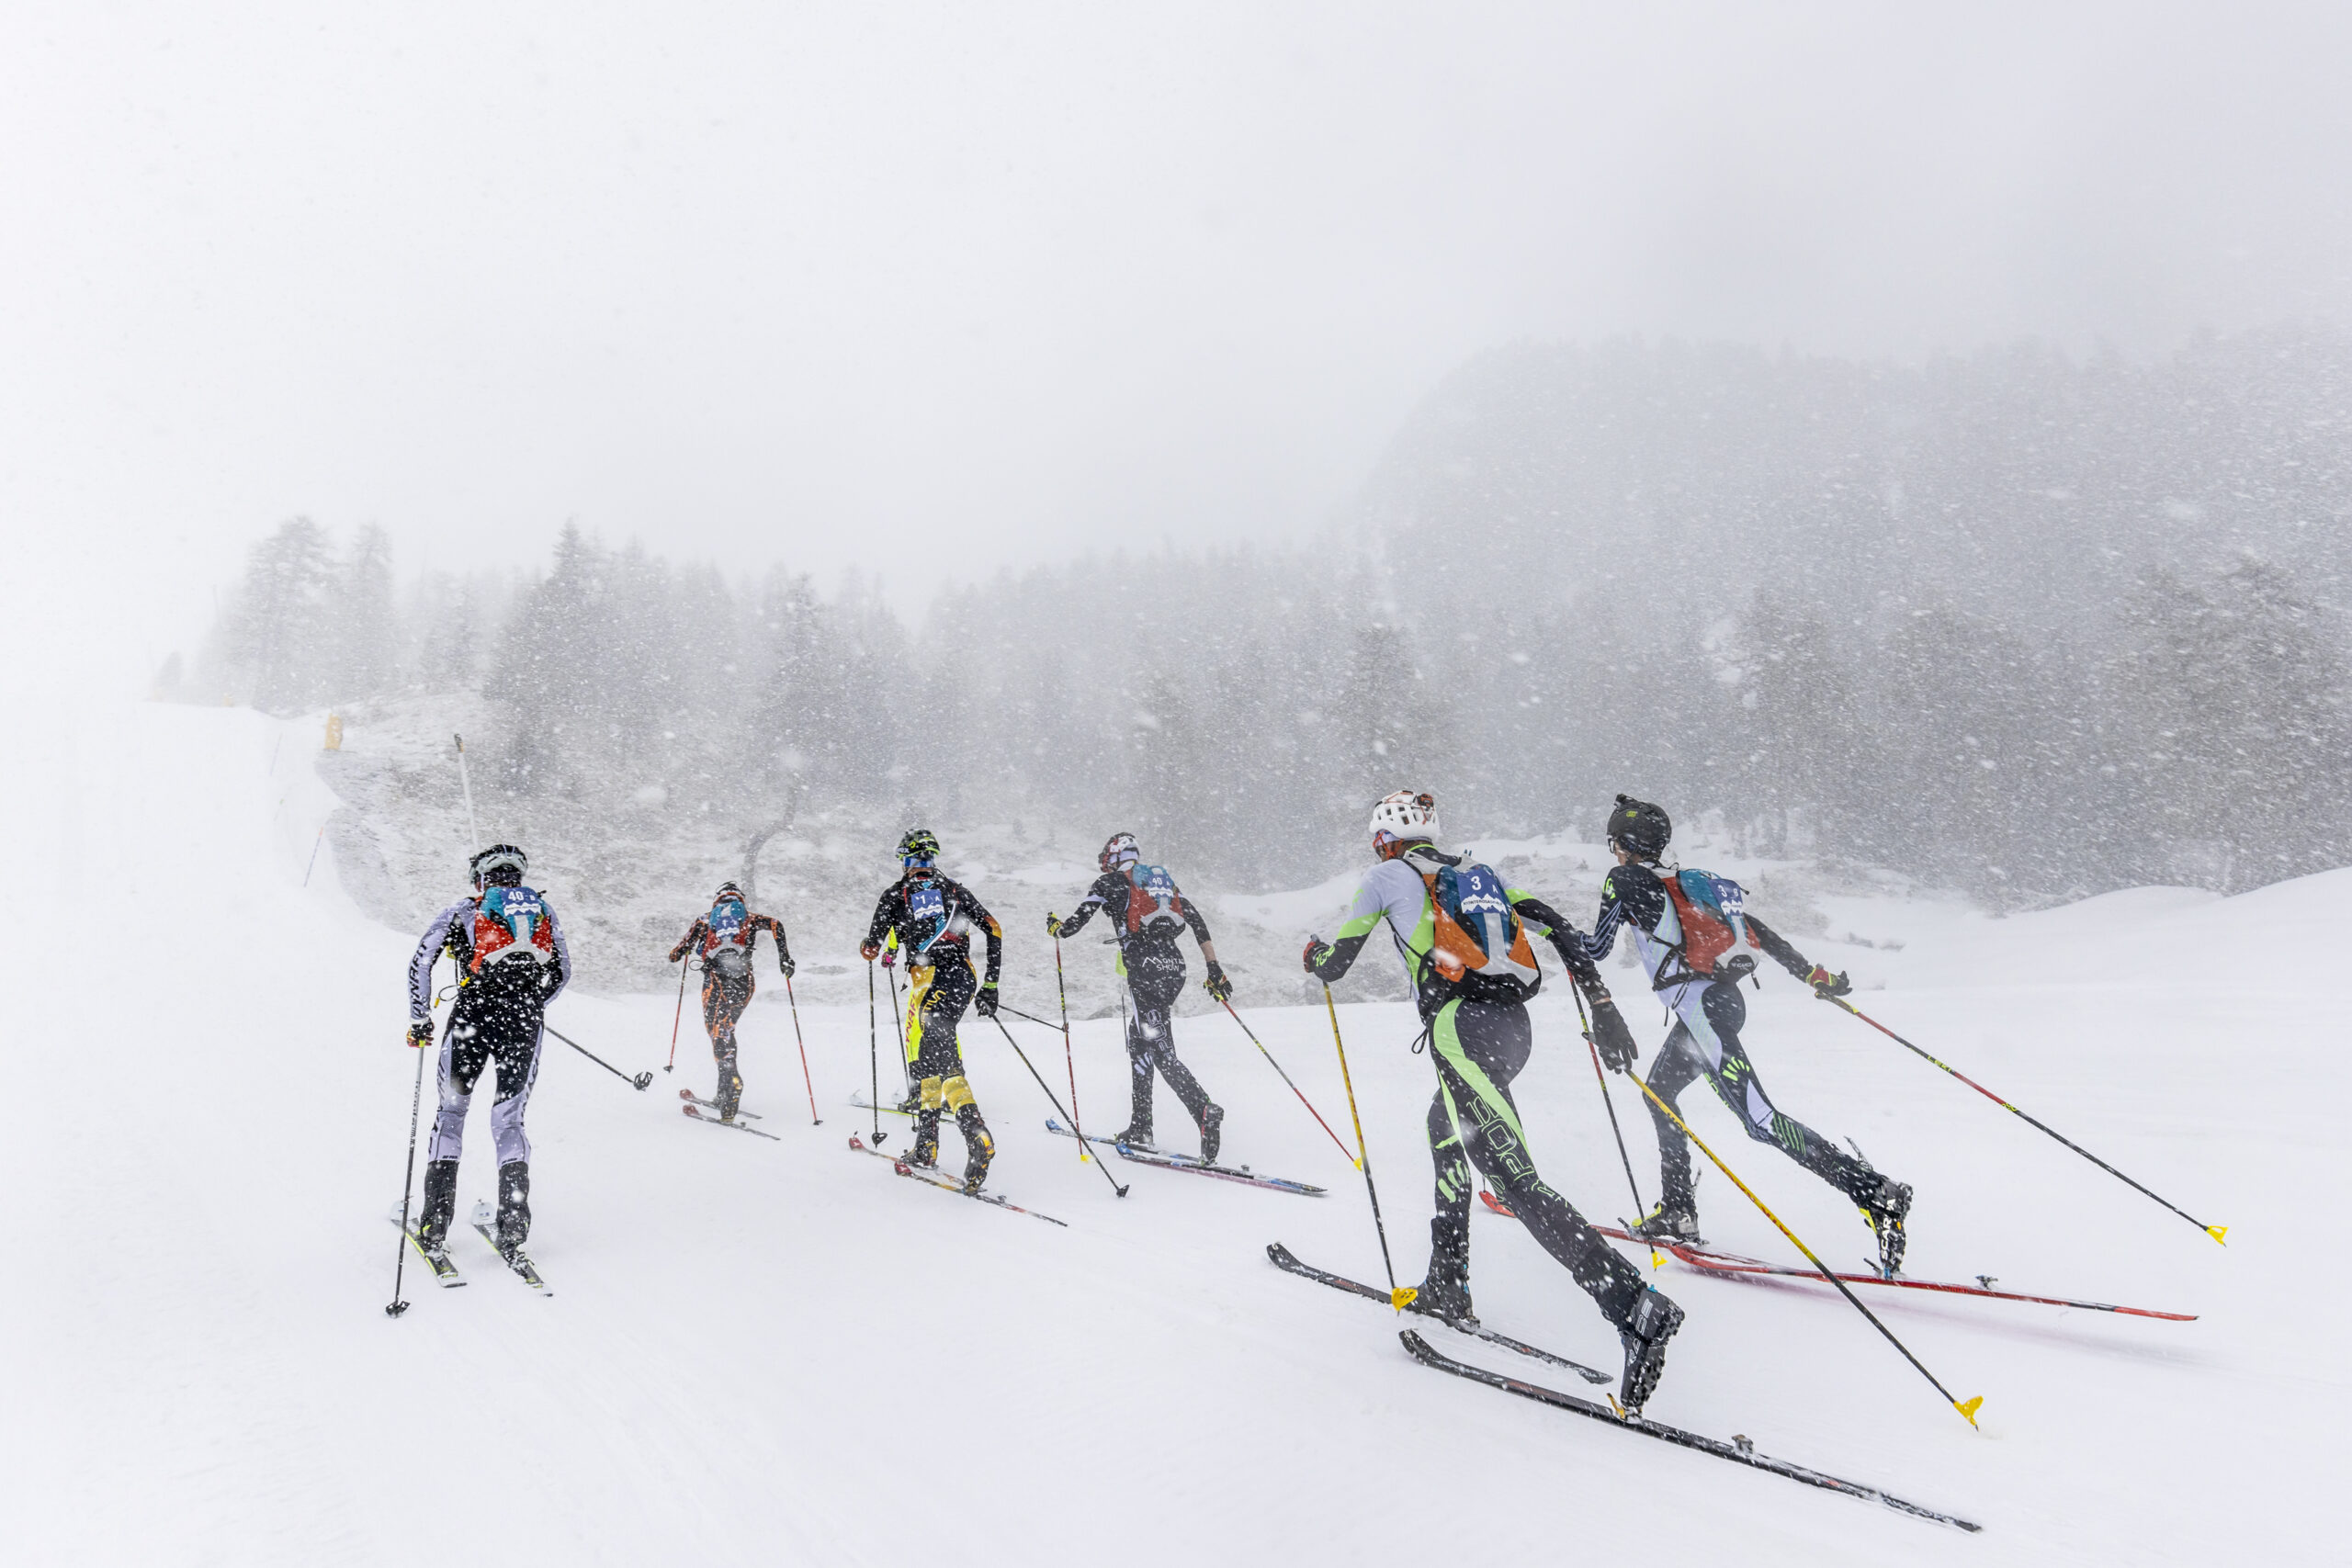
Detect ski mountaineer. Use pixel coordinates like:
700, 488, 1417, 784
1586, 794, 1914, 1276
860, 829, 1004, 1193
404, 843, 571, 1263
667, 882, 795, 1122
1047, 832, 1231, 1160
1302, 791, 1684, 1415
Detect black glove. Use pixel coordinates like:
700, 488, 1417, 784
406, 1020, 434, 1048
1301, 935, 1329, 976
1045, 911, 1063, 937
1589, 996, 1638, 1072
779, 953, 797, 979
975, 982, 1000, 1019
1204, 964, 1233, 1003
1803, 964, 1851, 998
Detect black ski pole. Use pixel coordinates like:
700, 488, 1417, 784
865, 960, 888, 1147
1568, 985, 1657, 1266
542, 1022, 655, 1090
990, 1015, 1129, 1197
886, 960, 915, 1098
1050, 929, 1091, 1161
386, 1039, 429, 1318
1820, 993, 2226, 1245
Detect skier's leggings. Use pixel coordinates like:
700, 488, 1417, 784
1427, 998, 1645, 1329
430, 976, 545, 1167
702, 970, 753, 1116
1122, 951, 1213, 1136
906, 960, 990, 1160
1645, 979, 1876, 1209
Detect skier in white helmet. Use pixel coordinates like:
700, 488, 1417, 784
1303, 791, 1684, 1416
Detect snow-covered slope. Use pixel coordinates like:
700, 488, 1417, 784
2, 704, 2332, 1564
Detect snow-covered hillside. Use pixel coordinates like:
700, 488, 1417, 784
3, 703, 2333, 1564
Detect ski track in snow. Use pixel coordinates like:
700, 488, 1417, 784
0, 704, 2334, 1564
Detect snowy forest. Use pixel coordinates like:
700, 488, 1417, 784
185, 327, 2352, 905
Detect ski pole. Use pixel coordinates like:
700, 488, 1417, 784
386, 1036, 430, 1318
887, 961, 915, 1097
990, 1016, 1129, 1197
1625, 1066, 1983, 1428
1820, 993, 2226, 1246
1322, 983, 1408, 1310
1569, 985, 1658, 1268
665, 957, 689, 1073
1050, 930, 1092, 1164
541, 1022, 655, 1090
865, 961, 888, 1148
1219, 995, 1358, 1169
302, 822, 327, 887
784, 974, 820, 1125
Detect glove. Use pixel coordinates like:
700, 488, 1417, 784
1588, 996, 1638, 1072
975, 983, 1000, 1019
1301, 935, 1329, 976
1804, 964, 1851, 998
882, 947, 898, 969
1045, 911, 1063, 937
779, 953, 797, 979
406, 1020, 434, 1048
860, 941, 880, 963
1204, 964, 1233, 1003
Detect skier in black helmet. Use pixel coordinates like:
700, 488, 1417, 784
1302, 791, 1683, 1416
403, 843, 571, 1266
861, 829, 1003, 1193
1048, 832, 1231, 1161
667, 882, 794, 1122
1587, 794, 1914, 1276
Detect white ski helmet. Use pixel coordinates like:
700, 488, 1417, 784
1100, 832, 1141, 873
1369, 791, 1439, 858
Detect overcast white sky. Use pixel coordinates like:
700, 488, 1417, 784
3, 2, 2348, 678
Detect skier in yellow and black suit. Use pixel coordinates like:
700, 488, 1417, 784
860, 829, 1004, 1192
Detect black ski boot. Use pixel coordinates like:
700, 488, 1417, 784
717, 1066, 745, 1122
1628, 1195, 1702, 1247
1404, 1213, 1477, 1327
1616, 1287, 1685, 1417
496, 1161, 531, 1250
906, 1112, 942, 1169
417, 1158, 459, 1257
1109, 1124, 1154, 1151
1200, 1103, 1225, 1166
1863, 1175, 1912, 1277
960, 1114, 996, 1195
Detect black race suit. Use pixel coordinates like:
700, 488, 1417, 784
865, 872, 1003, 1170
1054, 869, 1221, 1145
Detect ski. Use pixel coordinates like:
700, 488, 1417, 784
846, 1134, 1068, 1227
1046, 1119, 1326, 1195
1477, 1191, 2193, 1321
1398, 1330, 1980, 1532
680, 1089, 763, 1121
468, 1203, 550, 1295
849, 1093, 918, 1118
387, 1209, 466, 1288
1265, 1243, 1610, 1384
684, 1103, 784, 1140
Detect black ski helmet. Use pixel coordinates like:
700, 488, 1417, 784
898, 828, 940, 865
1606, 795, 1670, 862
715, 881, 743, 903
469, 843, 528, 888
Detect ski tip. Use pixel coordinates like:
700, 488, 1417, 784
2206, 1224, 2229, 1246
848, 1134, 865, 1150
1390, 1285, 1419, 1313
1954, 1395, 1984, 1428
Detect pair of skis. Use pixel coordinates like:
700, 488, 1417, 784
1478, 1190, 2196, 1320
389, 1204, 549, 1295
845, 1134, 1068, 1226
1044, 1118, 1326, 1195
681, 1090, 784, 1139
1270, 1243, 1978, 1533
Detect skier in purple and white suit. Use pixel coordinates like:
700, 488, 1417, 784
404, 843, 571, 1258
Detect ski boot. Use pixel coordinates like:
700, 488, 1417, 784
1404, 1213, 1477, 1327
961, 1122, 996, 1196
1616, 1287, 1685, 1418
1200, 1103, 1225, 1166
717, 1067, 745, 1123
904, 1111, 943, 1170
893, 1087, 922, 1116
1862, 1175, 1912, 1278
1108, 1124, 1155, 1152
417, 1158, 459, 1258
497, 1161, 532, 1250
1628, 1195, 1702, 1247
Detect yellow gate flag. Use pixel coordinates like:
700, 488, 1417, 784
323, 714, 343, 751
